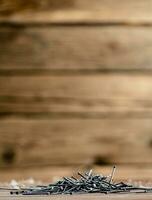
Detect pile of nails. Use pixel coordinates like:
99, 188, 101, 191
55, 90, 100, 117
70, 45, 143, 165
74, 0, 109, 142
10, 166, 152, 195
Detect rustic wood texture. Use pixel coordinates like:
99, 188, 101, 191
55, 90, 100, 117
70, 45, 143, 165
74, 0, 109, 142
0, 75, 152, 166
0, 0, 152, 24
0, 27, 152, 73
0, 166, 152, 182
1, 75, 152, 117
0, 1, 152, 169
1, 192, 152, 200
0, 118, 151, 166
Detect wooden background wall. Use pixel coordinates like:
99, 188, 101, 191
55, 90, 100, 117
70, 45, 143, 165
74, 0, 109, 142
0, 0, 152, 180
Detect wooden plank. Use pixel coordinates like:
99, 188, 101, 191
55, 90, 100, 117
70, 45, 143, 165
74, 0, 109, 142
0, 97, 152, 117
0, 118, 151, 166
0, 0, 152, 24
0, 74, 152, 117
0, 74, 138, 97
0, 194, 152, 200
0, 27, 152, 72
0, 166, 151, 182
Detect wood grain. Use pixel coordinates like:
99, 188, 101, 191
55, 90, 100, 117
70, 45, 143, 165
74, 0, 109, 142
0, 74, 152, 99
0, 166, 151, 182
0, 192, 152, 200
1, 98, 152, 116
0, 0, 152, 24
0, 74, 152, 117
0, 27, 152, 73
0, 118, 151, 166
0, 0, 152, 171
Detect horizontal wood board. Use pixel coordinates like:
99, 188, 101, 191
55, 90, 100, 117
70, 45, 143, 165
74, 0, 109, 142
1, 75, 152, 116
0, 0, 152, 24
0, 27, 152, 73
0, 118, 151, 166
0, 166, 151, 182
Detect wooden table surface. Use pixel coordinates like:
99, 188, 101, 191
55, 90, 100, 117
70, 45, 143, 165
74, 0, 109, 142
0, 191, 152, 200
0, 166, 152, 200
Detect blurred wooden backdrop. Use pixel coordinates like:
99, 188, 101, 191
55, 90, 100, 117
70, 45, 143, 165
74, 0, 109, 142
0, 0, 152, 181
